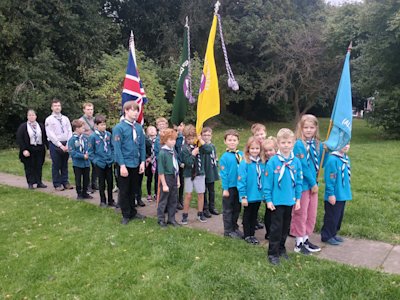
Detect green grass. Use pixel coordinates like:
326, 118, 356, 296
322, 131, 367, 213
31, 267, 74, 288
1, 119, 399, 244
0, 185, 399, 299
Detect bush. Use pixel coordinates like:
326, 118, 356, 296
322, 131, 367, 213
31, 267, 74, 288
365, 88, 400, 138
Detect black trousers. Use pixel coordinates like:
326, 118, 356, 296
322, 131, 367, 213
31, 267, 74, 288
222, 187, 241, 234
136, 172, 143, 201
145, 163, 154, 196
178, 167, 184, 205
117, 166, 140, 219
321, 201, 346, 242
22, 146, 45, 185
73, 166, 90, 196
90, 161, 98, 189
95, 165, 113, 204
243, 202, 261, 238
154, 170, 159, 197
157, 174, 178, 222
268, 205, 292, 256
204, 182, 216, 212
264, 204, 272, 237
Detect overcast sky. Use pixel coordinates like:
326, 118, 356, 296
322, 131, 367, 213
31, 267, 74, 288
325, 0, 363, 5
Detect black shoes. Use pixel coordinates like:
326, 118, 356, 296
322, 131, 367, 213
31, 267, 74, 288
100, 202, 108, 208
255, 221, 264, 230
82, 194, 93, 199
176, 202, 184, 210
37, 183, 47, 188
158, 220, 168, 228
167, 221, 181, 227
268, 255, 280, 265
131, 213, 146, 220
210, 209, 219, 215
203, 210, 212, 218
121, 217, 130, 225
28, 184, 34, 190
137, 199, 146, 207
279, 251, 290, 260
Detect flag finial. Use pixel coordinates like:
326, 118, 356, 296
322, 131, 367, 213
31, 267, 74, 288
347, 41, 353, 52
214, 1, 221, 15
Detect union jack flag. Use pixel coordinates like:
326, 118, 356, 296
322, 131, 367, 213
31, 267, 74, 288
122, 31, 148, 124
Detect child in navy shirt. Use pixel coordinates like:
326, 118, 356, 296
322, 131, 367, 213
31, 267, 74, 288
68, 119, 92, 200
321, 144, 352, 245
264, 128, 303, 265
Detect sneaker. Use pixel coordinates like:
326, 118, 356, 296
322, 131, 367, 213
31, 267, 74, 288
63, 183, 74, 190
87, 187, 94, 194
158, 220, 167, 228
304, 239, 321, 252
197, 212, 207, 223
100, 202, 107, 208
325, 237, 340, 246
209, 209, 219, 215
147, 195, 153, 202
251, 236, 260, 245
224, 231, 242, 239
279, 251, 290, 260
234, 229, 244, 239
203, 210, 212, 218
244, 236, 254, 244
255, 221, 264, 230
181, 213, 188, 225
55, 186, 65, 191
131, 213, 146, 220
334, 236, 344, 243
121, 217, 130, 225
294, 243, 311, 255
268, 255, 280, 265
167, 221, 181, 227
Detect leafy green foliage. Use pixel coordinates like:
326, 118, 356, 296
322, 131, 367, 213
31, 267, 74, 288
84, 48, 171, 126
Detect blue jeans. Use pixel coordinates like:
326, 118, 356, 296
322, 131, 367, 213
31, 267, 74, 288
49, 142, 70, 187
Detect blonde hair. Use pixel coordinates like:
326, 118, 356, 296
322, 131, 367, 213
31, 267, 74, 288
263, 136, 278, 151
243, 137, 266, 163
156, 117, 168, 126
276, 128, 295, 142
295, 114, 321, 150
250, 123, 266, 135
82, 102, 93, 109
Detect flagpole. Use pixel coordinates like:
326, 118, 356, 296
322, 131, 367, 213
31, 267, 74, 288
317, 41, 352, 181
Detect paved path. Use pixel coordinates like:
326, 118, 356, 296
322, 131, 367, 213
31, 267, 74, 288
0, 172, 399, 275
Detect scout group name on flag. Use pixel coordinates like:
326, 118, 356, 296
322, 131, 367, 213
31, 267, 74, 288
122, 31, 148, 124
325, 43, 353, 151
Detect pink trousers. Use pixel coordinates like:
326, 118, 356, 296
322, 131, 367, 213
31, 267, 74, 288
290, 189, 318, 237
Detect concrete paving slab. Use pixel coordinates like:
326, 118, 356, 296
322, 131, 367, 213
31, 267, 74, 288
382, 245, 400, 275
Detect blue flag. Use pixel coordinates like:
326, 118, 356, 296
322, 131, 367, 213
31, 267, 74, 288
325, 50, 352, 151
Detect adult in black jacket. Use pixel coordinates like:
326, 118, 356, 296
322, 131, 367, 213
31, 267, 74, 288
16, 109, 48, 189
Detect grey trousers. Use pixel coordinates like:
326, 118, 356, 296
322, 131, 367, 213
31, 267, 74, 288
157, 174, 178, 222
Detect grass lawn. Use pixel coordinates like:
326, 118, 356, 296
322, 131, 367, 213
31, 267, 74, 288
0, 185, 399, 299
1, 119, 399, 244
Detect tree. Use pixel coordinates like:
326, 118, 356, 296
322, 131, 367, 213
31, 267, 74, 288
84, 48, 171, 126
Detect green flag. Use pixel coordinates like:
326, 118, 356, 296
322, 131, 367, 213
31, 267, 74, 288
171, 22, 193, 125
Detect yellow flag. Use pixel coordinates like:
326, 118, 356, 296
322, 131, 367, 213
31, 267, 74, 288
196, 15, 220, 135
